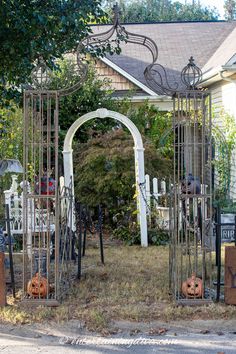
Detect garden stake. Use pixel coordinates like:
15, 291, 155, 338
0, 228, 6, 306
5, 204, 15, 298
98, 205, 104, 265
77, 202, 82, 280
216, 206, 221, 302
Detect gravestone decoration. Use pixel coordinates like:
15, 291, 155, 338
221, 214, 236, 243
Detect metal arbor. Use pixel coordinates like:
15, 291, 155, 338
22, 4, 157, 303
22, 3, 215, 304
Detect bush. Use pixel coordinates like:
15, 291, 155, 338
112, 225, 141, 246
148, 228, 169, 246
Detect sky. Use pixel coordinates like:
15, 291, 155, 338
182, 0, 225, 19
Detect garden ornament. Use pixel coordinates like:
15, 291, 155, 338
181, 173, 201, 195
35, 174, 56, 195
181, 273, 203, 298
0, 159, 23, 176
27, 273, 49, 298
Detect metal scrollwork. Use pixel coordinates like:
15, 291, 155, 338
145, 56, 203, 96
144, 62, 179, 96
59, 3, 160, 96
29, 4, 204, 96
29, 4, 161, 95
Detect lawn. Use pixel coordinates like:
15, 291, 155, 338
1, 242, 236, 332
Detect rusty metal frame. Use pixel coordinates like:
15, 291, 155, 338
169, 89, 214, 304
21, 4, 215, 306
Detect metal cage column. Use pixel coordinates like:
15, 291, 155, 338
23, 90, 60, 304
170, 90, 213, 304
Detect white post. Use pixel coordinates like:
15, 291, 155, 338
145, 174, 151, 223
63, 149, 76, 231
135, 147, 148, 247
153, 177, 158, 206
63, 150, 74, 191
161, 180, 166, 194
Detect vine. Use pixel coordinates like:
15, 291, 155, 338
212, 108, 236, 206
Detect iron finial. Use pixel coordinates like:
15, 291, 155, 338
181, 56, 202, 90
112, 2, 121, 25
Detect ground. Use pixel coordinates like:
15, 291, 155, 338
1, 319, 236, 353
1, 240, 236, 334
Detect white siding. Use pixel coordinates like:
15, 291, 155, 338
210, 80, 236, 201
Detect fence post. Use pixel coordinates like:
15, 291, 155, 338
161, 180, 166, 194
0, 228, 6, 306
145, 174, 151, 224
153, 178, 158, 207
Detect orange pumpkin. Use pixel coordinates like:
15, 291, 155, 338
27, 273, 48, 298
181, 273, 203, 298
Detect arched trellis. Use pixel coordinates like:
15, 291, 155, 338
63, 108, 148, 247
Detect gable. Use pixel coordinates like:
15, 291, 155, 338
94, 59, 148, 95
95, 59, 136, 91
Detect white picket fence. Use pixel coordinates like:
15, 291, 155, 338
3, 175, 56, 258
145, 174, 171, 230
145, 174, 211, 232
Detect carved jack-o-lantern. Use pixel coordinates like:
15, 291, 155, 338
181, 273, 203, 298
27, 273, 48, 298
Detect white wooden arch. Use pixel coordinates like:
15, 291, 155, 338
63, 108, 148, 247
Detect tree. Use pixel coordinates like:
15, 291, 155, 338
0, 106, 23, 161
224, 0, 236, 20
103, 0, 219, 22
73, 129, 171, 210
0, 105, 23, 218
49, 58, 118, 147
0, 0, 105, 107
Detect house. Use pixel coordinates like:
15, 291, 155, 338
91, 20, 236, 200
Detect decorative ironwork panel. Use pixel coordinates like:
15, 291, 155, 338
169, 90, 214, 304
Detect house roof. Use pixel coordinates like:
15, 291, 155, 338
92, 21, 236, 93
202, 27, 236, 74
